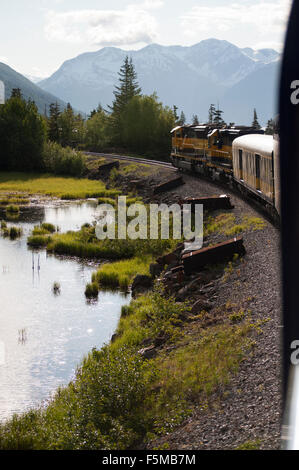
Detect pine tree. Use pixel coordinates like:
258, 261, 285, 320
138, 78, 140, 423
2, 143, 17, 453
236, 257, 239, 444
10, 88, 22, 99
213, 107, 225, 127
0, 94, 46, 170
265, 118, 275, 135
252, 109, 261, 129
173, 105, 179, 123
109, 56, 141, 144
48, 102, 61, 143
208, 104, 216, 124
192, 114, 199, 125
178, 111, 186, 125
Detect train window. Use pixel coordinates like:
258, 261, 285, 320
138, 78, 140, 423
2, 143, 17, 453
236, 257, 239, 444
255, 154, 261, 190
239, 149, 243, 179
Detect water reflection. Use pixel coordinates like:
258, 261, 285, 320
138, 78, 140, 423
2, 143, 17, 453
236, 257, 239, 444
0, 201, 130, 421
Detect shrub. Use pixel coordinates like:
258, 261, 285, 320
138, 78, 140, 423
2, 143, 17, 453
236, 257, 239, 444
42, 141, 86, 177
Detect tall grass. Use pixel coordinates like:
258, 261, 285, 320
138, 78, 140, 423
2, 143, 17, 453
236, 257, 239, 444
92, 257, 152, 291
0, 172, 109, 199
2, 225, 22, 239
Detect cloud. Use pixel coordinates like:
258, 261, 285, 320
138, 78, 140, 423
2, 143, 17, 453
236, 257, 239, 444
181, 0, 291, 50
44, 3, 161, 47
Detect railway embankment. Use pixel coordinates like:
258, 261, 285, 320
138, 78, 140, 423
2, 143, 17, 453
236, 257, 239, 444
104, 163, 282, 450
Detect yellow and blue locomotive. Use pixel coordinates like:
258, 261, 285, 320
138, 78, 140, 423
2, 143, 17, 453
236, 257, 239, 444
170, 124, 280, 218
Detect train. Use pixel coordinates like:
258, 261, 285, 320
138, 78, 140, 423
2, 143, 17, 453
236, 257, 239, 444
170, 124, 280, 220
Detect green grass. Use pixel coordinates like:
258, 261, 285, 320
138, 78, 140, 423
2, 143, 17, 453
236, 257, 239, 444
0, 196, 29, 205
32, 223, 57, 236
205, 213, 266, 237
92, 256, 152, 291
235, 440, 261, 450
38, 223, 177, 261
0, 172, 109, 199
27, 234, 52, 247
2, 225, 22, 239
5, 204, 20, 214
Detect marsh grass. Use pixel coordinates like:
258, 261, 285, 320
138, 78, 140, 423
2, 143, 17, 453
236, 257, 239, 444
0, 197, 29, 205
27, 234, 52, 247
2, 225, 22, 239
52, 282, 61, 295
5, 204, 20, 214
43, 224, 176, 261
0, 172, 110, 199
32, 223, 56, 236
85, 282, 99, 298
92, 257, 152, 291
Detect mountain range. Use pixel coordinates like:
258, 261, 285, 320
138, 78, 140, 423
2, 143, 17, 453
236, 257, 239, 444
0, 62, 65, 114
38, 39, 280, 125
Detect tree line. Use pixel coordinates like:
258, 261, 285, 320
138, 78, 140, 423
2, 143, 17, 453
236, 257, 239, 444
0, 57, 276, 174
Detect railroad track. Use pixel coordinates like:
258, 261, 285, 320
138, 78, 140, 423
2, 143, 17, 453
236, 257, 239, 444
84, 151, 175, 170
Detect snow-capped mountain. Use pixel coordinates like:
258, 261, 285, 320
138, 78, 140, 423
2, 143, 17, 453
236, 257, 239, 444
38, 39, 280, 124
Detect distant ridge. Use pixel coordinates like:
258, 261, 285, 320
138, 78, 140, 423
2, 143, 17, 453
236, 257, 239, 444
0, 62, 66, 114
38, 39, 280, 125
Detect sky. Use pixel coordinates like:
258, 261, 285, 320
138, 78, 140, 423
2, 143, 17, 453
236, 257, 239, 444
0, 0, 292, 78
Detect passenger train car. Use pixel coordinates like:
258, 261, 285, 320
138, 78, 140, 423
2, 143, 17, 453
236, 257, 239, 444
170, 124, 280, 219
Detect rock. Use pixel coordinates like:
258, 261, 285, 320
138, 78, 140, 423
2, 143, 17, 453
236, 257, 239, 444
138, 345, 157, 359
131, 274, 153, 296
191, 298, 214, 313
150, 263, 164, 278
130, 179, 144, 189
156, 251, 179, 267
175, 276, 202, 301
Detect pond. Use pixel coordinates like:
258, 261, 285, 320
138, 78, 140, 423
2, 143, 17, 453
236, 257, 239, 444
0, 201, 130, 421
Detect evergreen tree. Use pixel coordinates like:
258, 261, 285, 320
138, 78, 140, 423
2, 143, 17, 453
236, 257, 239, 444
121, 93, 175, 157
178, 111, 186, 126
252, 108, 261, 129
208, 104, 216, 124
85, 107, 110, 151
48, 102, 61, 143
109, 56, 141, 144
173, 105, 179, 123
192, 114, 199, 125
59, 103, 75, 147
10, 88, 22, 99
214, 107, 225, 127
0, 94, 46, 170
265, 118, 275, 135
